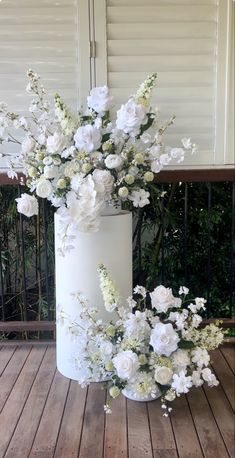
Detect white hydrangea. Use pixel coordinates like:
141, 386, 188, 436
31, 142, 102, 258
172, 349, 190, 372
87, 85, 113, 115
191, 347, 210, 368
171, 370, 193, 395
124, 311, 150, 341
74, 124, 101, 153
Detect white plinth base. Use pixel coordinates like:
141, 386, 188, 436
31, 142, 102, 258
55, 211, 132, 381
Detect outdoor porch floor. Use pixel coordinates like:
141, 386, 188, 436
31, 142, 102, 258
0, 342, 234, 458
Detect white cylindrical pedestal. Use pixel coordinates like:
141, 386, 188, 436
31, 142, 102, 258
55, 211, 132, 380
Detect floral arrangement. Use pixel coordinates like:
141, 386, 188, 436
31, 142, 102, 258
58, 265, 224, 415
0, 71, 197, 251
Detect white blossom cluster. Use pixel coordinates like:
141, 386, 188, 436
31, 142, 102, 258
58, 266, 224, 415
0, 71, 197, 252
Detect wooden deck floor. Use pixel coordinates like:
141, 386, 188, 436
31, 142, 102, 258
0, 342, 234, 458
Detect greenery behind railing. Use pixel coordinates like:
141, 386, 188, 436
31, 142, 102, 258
0, 181, 234, 333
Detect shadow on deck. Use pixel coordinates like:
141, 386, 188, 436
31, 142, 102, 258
0, 341, 234, 458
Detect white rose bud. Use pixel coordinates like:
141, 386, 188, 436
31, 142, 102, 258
144, 171, 154, 182
57, 178, 67, 189
15, 194, 38, 217
105, 154, 123, 169
109, 386, 120, 399
124, 174, 135, 185
118, 186, 129, 198
134, 153, 145, 164
28, 167, 37, 178
36, 179, 53, 198
82, 163, 92, 173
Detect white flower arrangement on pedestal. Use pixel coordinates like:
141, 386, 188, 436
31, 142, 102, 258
58, 264, 224, 415
0, 71, 197, 252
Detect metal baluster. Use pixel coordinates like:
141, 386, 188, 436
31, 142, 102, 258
18, 186, 28, 321
0, 238, 5, 321
184, 182, 188, 284
42, 200, 51, 320
161, 185, 165, 284
230, 181, 235, 317
207, 183, 212, 316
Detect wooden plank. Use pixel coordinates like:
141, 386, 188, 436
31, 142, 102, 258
203, 382, 235, 457
170, 395, 203, 457
210, 349, 235, 410
104, 395, 128, 458
127, 399, 153, 458
5, 346, 56, 458
79, 384, 106, 458
0, 345, 32, 412
0, 320, 55, 332
148, 400, 177, 457
0, 345, 46, 456
29, 370, 70, 458
0, 345, 16, 376
54, 382, 87, 458
187, 387, 229, 458
220, 345, 235, 374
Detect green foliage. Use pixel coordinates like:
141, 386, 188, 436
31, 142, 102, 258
133, 181, 234, 319
0, 181, 234, 331
0, 185, 55, 325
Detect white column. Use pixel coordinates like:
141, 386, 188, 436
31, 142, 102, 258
55, 211, 132, 380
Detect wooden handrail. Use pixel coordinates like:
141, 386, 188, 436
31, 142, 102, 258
0, 317, 234, 333
0, 169, 234, 185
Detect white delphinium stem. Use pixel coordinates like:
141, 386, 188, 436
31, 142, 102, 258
98, 264, 120, 312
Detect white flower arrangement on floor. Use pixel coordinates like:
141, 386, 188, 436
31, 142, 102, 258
0, 71, 197, 250
58, 265, 224, 415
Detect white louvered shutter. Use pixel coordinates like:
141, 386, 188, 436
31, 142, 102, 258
0, 0, 79, 114
94, 0, 234, 168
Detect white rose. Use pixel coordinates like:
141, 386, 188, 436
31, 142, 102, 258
154, 366, 173, 385
113, 350, 140, 380
87, 86, 112, 115
172, 349, 190, 371
21, 137, 36, 154
46, 132, 66, 153
104, 154, 123, 169
36, 179, 53, 198
92, 169, 114, 194
150, 323, 180, 357
64, 162, 80, 178
150, 285, 175, 313
74, 125, 101, 153
116, 99, 147, 136
15, 193, 38, 217
43, 165, 58, 179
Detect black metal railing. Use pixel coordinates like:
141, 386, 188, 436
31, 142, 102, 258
0, 170, 234, 337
